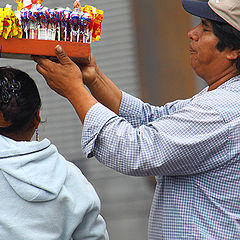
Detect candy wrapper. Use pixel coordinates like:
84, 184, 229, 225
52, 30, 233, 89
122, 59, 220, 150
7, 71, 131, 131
73, 0, 81, 11
0, 6, 22, 39
15, 0, 23, 11
83, 5, 104, 42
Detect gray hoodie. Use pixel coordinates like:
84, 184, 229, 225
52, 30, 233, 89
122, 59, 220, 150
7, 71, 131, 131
0, 135, 108, 240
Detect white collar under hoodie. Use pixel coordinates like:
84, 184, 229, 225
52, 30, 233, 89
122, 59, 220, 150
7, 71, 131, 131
0, 135, 108, 240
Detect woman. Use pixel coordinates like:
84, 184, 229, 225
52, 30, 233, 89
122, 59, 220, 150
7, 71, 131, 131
0, 67, 108, 240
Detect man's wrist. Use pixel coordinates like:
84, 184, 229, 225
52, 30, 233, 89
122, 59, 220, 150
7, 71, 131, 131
66, 84, 98, 123
64, 81, 85, 99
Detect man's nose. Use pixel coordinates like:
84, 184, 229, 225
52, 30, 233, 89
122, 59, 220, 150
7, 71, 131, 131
188, 24, 200, 41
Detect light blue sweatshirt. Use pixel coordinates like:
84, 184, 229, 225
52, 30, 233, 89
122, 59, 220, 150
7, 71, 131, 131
0, 135, 109, 240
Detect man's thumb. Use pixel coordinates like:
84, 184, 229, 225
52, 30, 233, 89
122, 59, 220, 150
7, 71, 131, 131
55, 45, 72, 65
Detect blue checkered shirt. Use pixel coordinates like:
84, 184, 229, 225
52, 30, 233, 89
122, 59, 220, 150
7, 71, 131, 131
82, 76, 240, 239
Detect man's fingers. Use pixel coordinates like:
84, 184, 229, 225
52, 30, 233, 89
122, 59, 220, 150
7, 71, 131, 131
32, 55, 54, 71
36, 63, 48, 77
55, 45, 73, 65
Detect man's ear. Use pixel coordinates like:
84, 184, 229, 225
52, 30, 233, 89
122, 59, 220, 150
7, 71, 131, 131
226, 49, 240, 60
33, 109, 41, 129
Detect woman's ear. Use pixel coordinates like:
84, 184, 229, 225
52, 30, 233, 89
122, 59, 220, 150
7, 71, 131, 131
0, 111, 11, 128
33, 109, 41, 129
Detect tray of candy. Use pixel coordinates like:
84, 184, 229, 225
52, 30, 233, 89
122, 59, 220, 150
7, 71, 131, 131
0, 37, 91, 63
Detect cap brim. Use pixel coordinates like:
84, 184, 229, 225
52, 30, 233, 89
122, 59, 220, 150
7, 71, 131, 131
182, 0, 226, 23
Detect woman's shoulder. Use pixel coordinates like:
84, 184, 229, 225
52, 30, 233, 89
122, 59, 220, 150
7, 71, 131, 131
64, 161, 101, 204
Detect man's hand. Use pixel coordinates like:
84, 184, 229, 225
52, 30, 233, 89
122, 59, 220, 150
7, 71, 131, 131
33, 45, 99, 123
78, 53, 98, 87
33, 45, 83, 98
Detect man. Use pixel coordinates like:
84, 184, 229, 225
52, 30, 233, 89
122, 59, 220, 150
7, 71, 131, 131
33, 0, 240, 239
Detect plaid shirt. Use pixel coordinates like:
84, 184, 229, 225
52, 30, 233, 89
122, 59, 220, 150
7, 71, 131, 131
82, 76, 240, 239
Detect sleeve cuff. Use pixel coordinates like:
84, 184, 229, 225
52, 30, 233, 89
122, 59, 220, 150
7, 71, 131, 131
82, 103, 117, 158
119, 91, 143, 118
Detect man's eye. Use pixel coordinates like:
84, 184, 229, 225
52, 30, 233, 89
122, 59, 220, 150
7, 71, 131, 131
203, 28, 208, 32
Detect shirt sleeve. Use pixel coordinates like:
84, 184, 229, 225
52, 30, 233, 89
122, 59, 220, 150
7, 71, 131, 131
82, 100, 229, 177
119, 91, 191, 127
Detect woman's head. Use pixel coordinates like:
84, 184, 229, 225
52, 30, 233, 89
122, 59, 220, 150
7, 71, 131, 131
0, 67, 41, 138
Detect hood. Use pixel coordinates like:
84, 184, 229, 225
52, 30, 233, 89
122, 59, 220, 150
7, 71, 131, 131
0, 135, 67, 202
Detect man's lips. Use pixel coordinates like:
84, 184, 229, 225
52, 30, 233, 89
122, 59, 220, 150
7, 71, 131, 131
189, 45, 196, 54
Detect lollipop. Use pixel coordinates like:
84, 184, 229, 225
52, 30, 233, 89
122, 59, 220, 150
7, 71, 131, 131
61, 8, 71, 41
48, 9, 57, 40
81, 12, 91, 43
38, 7, 49, 39
38, 7, 49, 28
54, 8, 64, 41
20, 8, 29, 38
70, 10, 81, 42
28, 6, 39, 39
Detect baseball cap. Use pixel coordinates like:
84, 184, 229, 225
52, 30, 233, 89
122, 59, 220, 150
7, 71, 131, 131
182, 0, 240, 31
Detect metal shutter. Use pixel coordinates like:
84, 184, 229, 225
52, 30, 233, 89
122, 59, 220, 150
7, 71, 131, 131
0, 1, 153, 239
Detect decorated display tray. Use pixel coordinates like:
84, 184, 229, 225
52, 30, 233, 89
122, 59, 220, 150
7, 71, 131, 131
0, 37, 91, 64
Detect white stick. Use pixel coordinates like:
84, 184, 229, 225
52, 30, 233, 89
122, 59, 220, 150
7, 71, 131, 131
58, 23, 61, 41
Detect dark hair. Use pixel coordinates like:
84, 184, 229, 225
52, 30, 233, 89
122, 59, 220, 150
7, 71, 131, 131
0, 67, 41, 133
210, 20, 240, 72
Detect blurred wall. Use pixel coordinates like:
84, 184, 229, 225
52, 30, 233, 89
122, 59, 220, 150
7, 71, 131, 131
0, 0, 200, 240
133, 0, 196, 105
